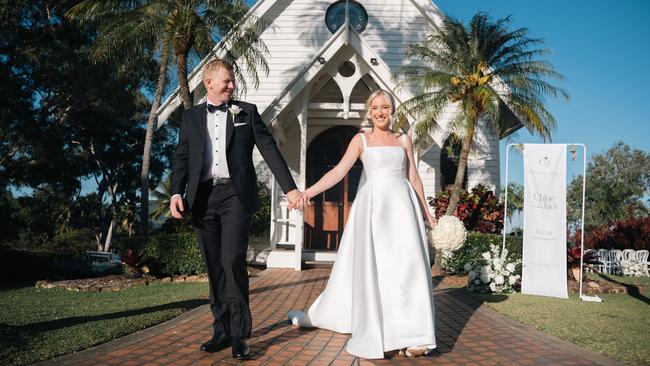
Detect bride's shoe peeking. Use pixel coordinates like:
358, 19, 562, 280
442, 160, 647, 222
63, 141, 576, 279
405, 345, 433, 357
287, 310, 312, 327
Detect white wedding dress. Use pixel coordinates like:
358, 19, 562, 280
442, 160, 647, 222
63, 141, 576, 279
289, 134, 436, 359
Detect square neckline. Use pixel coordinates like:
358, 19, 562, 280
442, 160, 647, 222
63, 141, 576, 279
360, 133, 406, 149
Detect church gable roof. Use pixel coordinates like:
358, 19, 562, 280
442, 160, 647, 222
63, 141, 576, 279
156, 0, 446, 126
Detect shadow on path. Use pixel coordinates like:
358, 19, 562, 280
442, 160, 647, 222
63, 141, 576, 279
250, 275, 330, 295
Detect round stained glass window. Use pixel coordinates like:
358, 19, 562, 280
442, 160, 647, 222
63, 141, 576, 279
325, 0, 368, 34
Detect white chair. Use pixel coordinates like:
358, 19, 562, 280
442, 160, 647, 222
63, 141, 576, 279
609, 249, 623, 274
596, 249, 610, 274
622, 249, 635, 261
635, 250, 649, 276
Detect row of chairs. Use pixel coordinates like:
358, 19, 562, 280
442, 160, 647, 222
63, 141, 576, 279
586, 249, 650, 276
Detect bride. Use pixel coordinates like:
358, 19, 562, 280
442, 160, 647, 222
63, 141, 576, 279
288, 90, 437, 359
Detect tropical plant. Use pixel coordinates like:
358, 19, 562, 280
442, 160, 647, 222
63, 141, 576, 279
429, 184, 504, 234
398, 12, 569, 216
502, 182, 524, 226
150, 172, 173, 222
66, 0, 271, 234
566, 246, 600, 280
150, 171, 193, 233
250, 181, 272, 236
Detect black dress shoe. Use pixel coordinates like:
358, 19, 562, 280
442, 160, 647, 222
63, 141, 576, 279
200, 333, 230, 352
231, 337, 251, 360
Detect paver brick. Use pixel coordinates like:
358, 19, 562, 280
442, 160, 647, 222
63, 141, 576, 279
38, 269, 622, 366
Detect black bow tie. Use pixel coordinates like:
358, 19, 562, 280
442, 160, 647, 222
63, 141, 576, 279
207, 103, 228, 113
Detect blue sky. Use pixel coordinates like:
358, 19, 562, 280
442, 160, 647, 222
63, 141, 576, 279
24, 0, 648, 201
433, 0, 650, 185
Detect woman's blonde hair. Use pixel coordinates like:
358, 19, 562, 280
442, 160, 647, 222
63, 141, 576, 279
360, 89, 396, 131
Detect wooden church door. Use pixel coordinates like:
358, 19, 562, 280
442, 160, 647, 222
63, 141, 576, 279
304, 126, 362, 250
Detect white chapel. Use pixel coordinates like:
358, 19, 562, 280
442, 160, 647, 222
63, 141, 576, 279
157, 0, 522, 269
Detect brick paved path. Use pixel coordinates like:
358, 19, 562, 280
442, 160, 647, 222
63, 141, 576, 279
40, 269, 622, 366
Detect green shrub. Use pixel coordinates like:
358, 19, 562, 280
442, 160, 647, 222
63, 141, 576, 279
445, 232, 522, 274
251, 182, 271, 237
120, 233, 205, 276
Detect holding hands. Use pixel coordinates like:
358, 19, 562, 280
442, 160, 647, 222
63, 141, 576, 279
286, 189, 311, 210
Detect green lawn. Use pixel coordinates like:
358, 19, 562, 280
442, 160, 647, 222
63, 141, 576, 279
0, 281, 209, 366
466, 274, 650, 366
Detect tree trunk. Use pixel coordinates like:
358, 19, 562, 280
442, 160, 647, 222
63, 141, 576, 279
445, 121, 476, 216
103, 180, 118, 253
177, 52, 192, 110
140, 43, 170, 235
103, 218, 115, 252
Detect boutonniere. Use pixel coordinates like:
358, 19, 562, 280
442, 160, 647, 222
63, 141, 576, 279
228, 104, 242, 116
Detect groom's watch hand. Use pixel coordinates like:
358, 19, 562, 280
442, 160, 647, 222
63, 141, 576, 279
170, 195, 185, 219
286, 189, 304, 210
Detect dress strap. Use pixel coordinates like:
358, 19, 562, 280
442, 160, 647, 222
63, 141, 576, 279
400, 133, 407, 148
359, 133, 368, 149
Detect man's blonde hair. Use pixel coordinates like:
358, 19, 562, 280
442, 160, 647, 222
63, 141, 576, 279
202, 58, 234, 80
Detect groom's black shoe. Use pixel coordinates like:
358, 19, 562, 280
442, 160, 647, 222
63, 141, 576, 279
231, 337, 251, 360
200, 332, 230, 352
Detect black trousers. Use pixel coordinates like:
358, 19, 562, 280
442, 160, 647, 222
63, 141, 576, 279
191, 181, 252, 338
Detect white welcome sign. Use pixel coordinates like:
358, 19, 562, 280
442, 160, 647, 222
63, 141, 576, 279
521, 144, 568, 299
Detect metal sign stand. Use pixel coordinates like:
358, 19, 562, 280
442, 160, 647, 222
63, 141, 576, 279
502, 143, 600, 302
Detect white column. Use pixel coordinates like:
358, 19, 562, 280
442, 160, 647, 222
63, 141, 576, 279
294, 100, 308, 271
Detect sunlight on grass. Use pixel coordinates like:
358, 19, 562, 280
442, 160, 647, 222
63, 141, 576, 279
467, 275, 650, 365
0, 282, 209, 366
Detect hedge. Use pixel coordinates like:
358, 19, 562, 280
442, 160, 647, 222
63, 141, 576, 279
120, 233, 205, 276
0, 248, 57, 282
119, 231, 524, 277
445, 232, 523, 274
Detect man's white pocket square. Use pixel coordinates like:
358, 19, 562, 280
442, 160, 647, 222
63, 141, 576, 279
233, 122, 247, 127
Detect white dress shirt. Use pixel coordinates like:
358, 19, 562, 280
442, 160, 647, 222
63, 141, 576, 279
171, 103, 231, 202
201, 104, 231, 181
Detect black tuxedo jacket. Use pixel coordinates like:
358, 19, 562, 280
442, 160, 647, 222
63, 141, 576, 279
171, 101, 297, 213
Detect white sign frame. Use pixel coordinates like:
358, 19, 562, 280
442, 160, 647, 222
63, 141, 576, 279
502, 143, 588, 299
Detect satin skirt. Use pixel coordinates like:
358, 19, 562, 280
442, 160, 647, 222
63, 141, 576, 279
306, 175, 436, 359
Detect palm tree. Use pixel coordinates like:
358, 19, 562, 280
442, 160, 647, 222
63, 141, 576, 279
66, 0, 270, 234
150, 171, 173, 222
398, 12, 569, 216
502, 182, 524, 227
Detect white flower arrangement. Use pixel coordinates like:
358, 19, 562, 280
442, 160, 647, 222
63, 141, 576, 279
228, 104, 242, 116
466, 244, 521, 293
620, 258, 646, 277
428, 215, 467, 252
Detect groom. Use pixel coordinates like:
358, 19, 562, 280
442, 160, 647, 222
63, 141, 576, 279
170, 58, 303, 360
